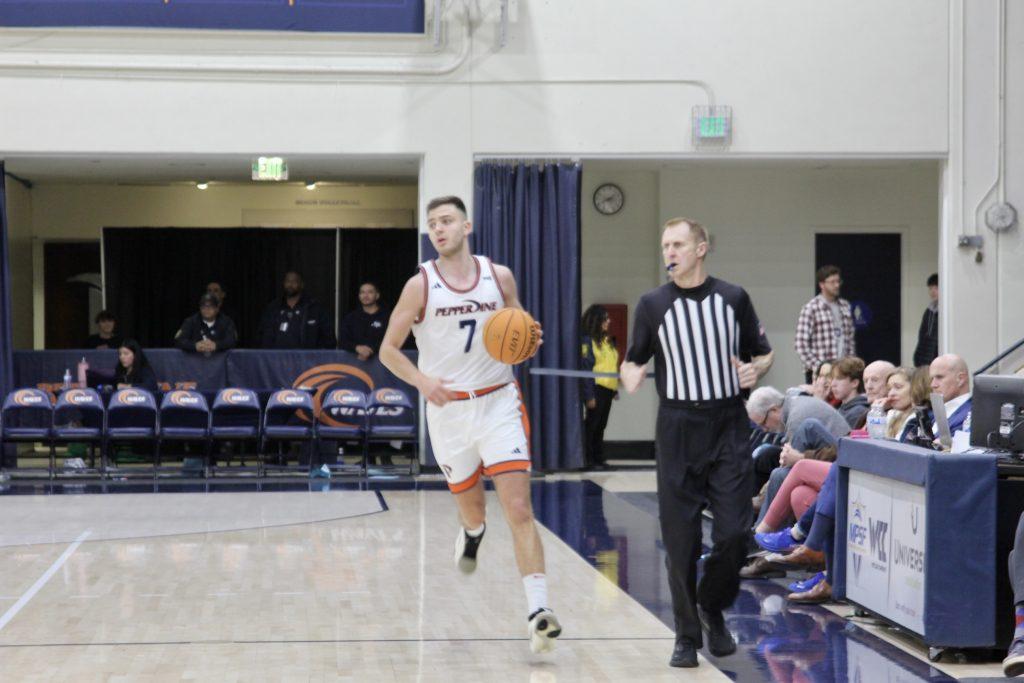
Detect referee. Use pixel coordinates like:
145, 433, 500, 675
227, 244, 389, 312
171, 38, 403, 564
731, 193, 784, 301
620, 217, 773, 668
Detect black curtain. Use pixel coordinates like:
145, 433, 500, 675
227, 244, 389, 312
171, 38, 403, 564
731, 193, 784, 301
336, 228, 419, 317
103, 228, 337, 348
0, 166, 14, 393
474, 161, 583, 471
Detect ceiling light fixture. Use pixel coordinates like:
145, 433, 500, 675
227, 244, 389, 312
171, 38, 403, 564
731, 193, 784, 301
305, 181, 317, 190
196, 182, 209, 190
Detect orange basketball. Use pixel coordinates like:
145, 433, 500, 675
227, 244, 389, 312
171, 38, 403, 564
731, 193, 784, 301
483, 308, 540, 365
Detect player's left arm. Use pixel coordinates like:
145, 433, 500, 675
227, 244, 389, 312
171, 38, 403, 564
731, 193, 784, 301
493, 264, 543, 345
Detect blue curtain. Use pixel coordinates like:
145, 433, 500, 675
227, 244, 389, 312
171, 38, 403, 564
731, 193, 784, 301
474, 161, 583, 471
0, 164, 16, 466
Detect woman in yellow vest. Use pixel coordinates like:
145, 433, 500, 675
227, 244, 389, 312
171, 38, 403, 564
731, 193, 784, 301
581, 305, 619, 470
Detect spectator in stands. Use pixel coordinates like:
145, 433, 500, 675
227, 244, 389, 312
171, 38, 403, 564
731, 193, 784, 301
884, 367, 931, 441
929, 353, 972, 435
580, 304, 619, 471
205, 281, 239, 342
913, 273, 939, 367
1003, 512, 1024, 676
794, 265, 856, 384
112, 339, 158, 391
174, 293, 237, 355
798, 359, 835, 403
339, 282, 390, 361
258, 271, 336, 349
830, 357, 869, 428
863, 359, 897, 404
83, 310, 123, 350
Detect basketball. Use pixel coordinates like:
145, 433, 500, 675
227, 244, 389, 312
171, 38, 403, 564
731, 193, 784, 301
483, 308, 540, 365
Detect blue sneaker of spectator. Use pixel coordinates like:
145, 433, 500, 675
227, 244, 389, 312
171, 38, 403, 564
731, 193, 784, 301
788, 571, 825, 594
754, 528, 800, 553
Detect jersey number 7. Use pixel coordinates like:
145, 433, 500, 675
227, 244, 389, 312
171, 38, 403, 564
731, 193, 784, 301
459, 319, 476, 353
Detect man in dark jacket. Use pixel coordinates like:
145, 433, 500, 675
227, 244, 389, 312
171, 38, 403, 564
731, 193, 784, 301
913, 273, 939, 367
175, 293, 237, 354
258, 271, 336, 349
338, 282, 390, 361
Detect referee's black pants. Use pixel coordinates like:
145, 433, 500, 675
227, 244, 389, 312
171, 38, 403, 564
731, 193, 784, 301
655, 398, 753, 645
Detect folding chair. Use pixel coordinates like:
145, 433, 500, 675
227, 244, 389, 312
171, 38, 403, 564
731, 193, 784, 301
261, 389, 316, 476
105, 388, 158, 476
158, 390, 210, 477
52, 388, 104, 475
367, 387, 419, 476
210, 388, 261, 475
1, 388, 54, 478
315, 388, 367, 475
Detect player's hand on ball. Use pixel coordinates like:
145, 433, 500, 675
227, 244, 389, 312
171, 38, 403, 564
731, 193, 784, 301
418, 376, 457, 407
731, 357, 757, 389
533, 321, 543, 349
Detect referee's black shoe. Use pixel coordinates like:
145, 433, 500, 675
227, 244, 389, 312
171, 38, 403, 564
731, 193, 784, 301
669, 637, 698, 668
698, 605, 736, 657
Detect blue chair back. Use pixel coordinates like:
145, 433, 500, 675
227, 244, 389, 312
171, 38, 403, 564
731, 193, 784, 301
368, 387, 416, 438
53, 388, 104, 435
211, 388, 260, 437
317, 388, 367, 436
159, 390, 210, 434
1, 388, 53, 439
264, 389, 314, 438
107, 388, 157, 433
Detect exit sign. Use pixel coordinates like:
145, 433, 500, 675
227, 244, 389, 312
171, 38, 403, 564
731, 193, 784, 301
252, 156, 288, 181
692, 105, 732, 148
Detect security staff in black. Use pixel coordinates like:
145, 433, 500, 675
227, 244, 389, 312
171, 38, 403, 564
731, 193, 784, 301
258, 271, 337, 350
621, 218, 773, 669
174, 293, 238, 353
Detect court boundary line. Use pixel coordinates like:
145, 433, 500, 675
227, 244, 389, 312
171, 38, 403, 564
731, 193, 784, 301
0, 635, 676, 648
0, 530, 91, 634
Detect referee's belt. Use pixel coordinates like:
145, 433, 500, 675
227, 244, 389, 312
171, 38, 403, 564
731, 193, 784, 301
450, 383, 509, 401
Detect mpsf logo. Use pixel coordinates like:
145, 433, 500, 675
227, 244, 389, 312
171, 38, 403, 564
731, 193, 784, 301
848, 500, 868, 548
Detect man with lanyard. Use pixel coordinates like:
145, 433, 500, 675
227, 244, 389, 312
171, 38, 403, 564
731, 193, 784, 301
621, 217, 773, 668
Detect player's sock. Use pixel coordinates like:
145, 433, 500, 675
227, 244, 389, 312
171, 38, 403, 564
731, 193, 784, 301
522, 573, 548, 615
466, 523, 485, 538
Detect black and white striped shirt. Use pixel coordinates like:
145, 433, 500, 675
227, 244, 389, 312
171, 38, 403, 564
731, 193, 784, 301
626, 277, 771, 404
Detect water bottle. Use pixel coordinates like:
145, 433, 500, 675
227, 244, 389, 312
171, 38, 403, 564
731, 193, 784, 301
866, 404, 887, 439
62, 368, 72, 390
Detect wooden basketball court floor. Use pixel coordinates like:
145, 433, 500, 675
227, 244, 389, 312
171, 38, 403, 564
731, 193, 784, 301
0, 471, 1006, 681
0, 476, 728, 682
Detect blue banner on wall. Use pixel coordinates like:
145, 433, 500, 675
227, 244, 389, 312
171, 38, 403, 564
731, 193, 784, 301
0, 1, 425, 34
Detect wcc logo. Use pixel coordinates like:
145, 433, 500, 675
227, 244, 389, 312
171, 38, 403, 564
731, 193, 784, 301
168, 391, 201, 407
64, 389, 96, 405
14, 389, 47, 406
291, 364, 376, 428
869, 519, 889, 562
221, 389, 253, 405
117, 389, 150, 405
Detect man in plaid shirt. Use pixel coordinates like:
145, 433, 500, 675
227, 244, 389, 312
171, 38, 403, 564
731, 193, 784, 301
794, 265, 856, 383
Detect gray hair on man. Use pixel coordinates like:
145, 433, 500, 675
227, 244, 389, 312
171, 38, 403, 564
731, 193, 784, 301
747, 386, 785, 418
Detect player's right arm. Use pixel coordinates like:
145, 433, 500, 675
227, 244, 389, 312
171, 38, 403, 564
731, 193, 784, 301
379, 271, 457, 407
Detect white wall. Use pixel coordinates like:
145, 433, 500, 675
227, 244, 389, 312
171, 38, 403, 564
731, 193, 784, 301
659, 163, 940, 389
944, 0, 1024, 374
581, 161, 940, 441
0, 2, 949, 220
581, 169, 660, 441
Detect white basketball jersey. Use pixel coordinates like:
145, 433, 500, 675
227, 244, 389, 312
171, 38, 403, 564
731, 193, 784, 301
413, 255, 514, 392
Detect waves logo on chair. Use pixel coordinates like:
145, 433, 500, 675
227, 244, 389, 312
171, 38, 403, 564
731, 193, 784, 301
330, 389, 363, 406
374, 389, 406, 405
64, 389, 95, 405
169, 391, 201, 407
222, 389, 252, 405
291, 364, 375, 428
276, 390, 307, 406
14, 389, 46, 406
117, 389, 149, 405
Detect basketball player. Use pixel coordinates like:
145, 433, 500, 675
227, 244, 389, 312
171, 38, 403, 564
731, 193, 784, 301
620, 218, 773, 668
379, 195, 561, 654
